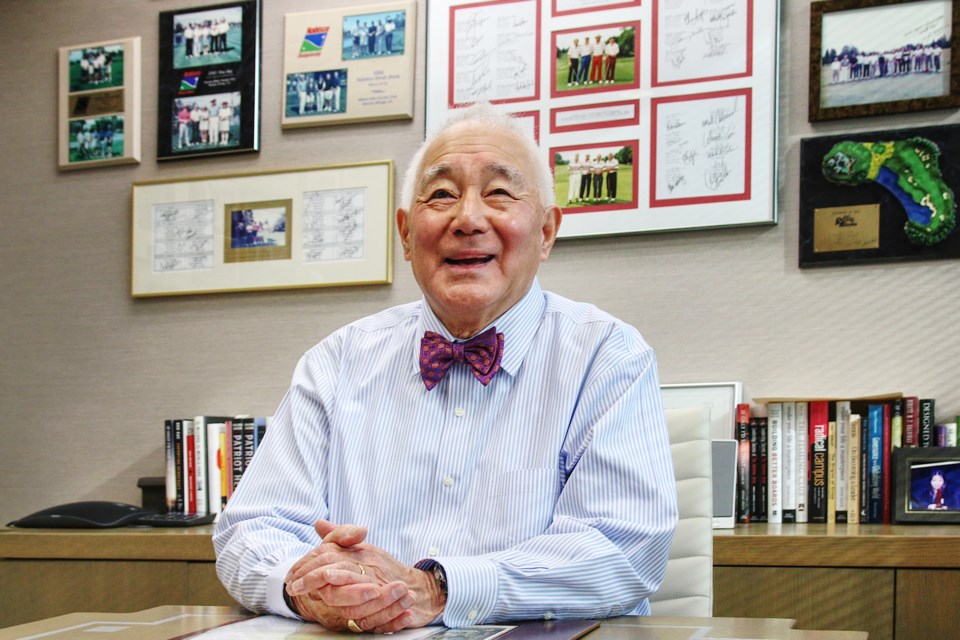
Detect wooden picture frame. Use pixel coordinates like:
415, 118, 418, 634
157, 0, 261, 160
131, 161, 393, 297
893, 447, 960, 523
809, 0, 960, 122
282, 0, 417, 128
58, 37, 141, 169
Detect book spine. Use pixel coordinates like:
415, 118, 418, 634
735, 403, 751, 524
164, 419, 177, 513
184, 419, 196, 513
847, 414, 861, 525
206, 422, 225, 516
834, 401, 850, 523
881, 403, 892, 524
231, 418, 245, 492
220, 422, 230, 508
946, 421, 958, 447
253, 416, 268, 451
808, 401, 829, 524
827, 421, 836, 524
919, 399, 935, 447
174, 419, 185, 513
193, 417, 208, 516
859, 412, 869, 522
795, 402, 809, 523
758, 417, 768, 523
750, 416, 761, 522
903, 396, 919, 446
782, 402, 797, 523
890, 399, 903, 450
243, 418, 255, 473
867, 404, 884, 523
935, 424, 947, 447
767, 403, 783, 524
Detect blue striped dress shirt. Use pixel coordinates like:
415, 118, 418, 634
213, 279, 678, 627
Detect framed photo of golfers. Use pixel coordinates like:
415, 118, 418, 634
157, 0, 261, 160
809, 0, 960, 122
282, 0, 417, 128
131, 161, 393, 297
58, 36, 141, 170
425, 0, 779, 238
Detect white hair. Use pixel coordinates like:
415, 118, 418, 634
399, 103, 555, 211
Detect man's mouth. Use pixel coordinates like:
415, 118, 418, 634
445, 256, 494, 266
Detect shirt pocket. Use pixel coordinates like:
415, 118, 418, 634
484, 468, 562, 548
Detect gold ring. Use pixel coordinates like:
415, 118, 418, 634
357, 563, 365, 576
347, 619, 363, 633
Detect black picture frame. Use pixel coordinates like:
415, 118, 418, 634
157, 0, 261, 160
799, 123, 960, 267
809, 0, 960, 122
893, 447, 960, 523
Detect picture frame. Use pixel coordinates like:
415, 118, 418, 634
425, 0, 779, 238
660, 382, 744, 441
809, 0, 960, 122
893, 447, 960, 523
799, 122, 960, 267
157, 0, 261, 160
58, 36, 141, 169
131, 161, 393, 297
282, 1, 417, 128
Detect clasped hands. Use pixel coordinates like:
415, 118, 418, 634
285, 519, 446, 633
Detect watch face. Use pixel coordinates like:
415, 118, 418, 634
433, 564, 448, 594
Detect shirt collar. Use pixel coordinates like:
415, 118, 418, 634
414, 278, 546, 379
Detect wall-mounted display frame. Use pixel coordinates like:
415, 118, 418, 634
281, 0, 417, 128
661, 382, 744, 441
157, 0, 261, 160
131, 161, 393, 297
425, 0, 779, 238
893, 447, 960, 523
799, 123, 960, 267
809, 0, 960, 122
58, 36, 141, 170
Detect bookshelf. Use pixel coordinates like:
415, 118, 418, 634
2, 524, 959, 639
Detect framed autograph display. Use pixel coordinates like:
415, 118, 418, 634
425, 0, 780, 238
157, 0, 261, 160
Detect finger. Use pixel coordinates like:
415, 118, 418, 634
317, 520, 368, 546
340, 581, 413, 621
286, 549, 352, 586
370, 610, 416, 634
288, 563, 375, 596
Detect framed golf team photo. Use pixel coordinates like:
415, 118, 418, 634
425, 0, 779, 238
131, 161, 393, 297
893, 447, 960, 523
282, 0, 417, 128
58, 36, 141, 169
809, 0, 960, 121
157, 0, 261, 160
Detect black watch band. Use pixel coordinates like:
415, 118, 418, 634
431, 563, 448, 596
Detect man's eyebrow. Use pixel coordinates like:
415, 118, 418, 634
418, 161, 525, 191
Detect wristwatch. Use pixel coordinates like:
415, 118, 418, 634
431, 563, 448, 596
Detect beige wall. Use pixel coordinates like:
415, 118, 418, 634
1, 0, 958, 525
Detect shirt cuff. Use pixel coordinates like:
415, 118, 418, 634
416, 556, 498, 627
267, 556, 303, 619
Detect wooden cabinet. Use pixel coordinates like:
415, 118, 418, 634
3, 524, 960, 637
713, 524, 960, 640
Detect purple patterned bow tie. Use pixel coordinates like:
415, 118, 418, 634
419, 327, 504, 390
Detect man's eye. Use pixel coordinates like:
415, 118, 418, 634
488, 188, 512, 197
427, 189, 454, 200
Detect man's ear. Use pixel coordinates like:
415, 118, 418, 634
540, 205, 562, 259
397, 208, 411, 260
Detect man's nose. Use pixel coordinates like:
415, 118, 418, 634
451, 191, 490, 234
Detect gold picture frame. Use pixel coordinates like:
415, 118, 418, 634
58, 36, 141, 169
131, 161, 393, 297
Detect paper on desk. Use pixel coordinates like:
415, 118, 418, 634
187, 615, 514, 640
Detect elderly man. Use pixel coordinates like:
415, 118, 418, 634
213, 103, 677, 634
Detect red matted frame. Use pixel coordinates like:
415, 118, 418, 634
552, 0, 640, 18
550, 21, 640, 100
447, 0, 542, 108
650, 89, 753, 208
550, 99, 639, 134
651, 0, 754, 87
550, 139, 639, 214
510, 110, 541, 142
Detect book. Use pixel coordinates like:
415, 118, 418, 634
219, 420, 231, 508
827, 421, 836, 525
230, 417, 246, 492
749, 415, 761, 522
859, 411, 869, 522
795, 402, 809, 523
834, 401, 850, 523
808, 401, 829, 524
735, 403, 751, 524
757, 416, 768, 522
253, 416, 269, 450
203, 419, 231, 516
183, 418, 197, 513
782, 402, 797, 523
164, 419, 177, 513
847, 413, 861, 525
902, 396, 919, 446
193, 415, 233, 516
881, 402, 892, 524
919, 399, 936, 447
173, 419, 185, 512
866, 404, 884, 523
767, 403, 783, 524
890, 399, 903, 450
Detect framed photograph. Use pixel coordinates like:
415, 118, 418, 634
426, 0, 779, 238
58, 37, 140, 169
893, 447, 960, 523
660, 382, 744, 441
799, 122, 960, 267
809, 0, 960, 122
282, 1, 417, 128
157, 0, 261, 160
131, 161, 393, 297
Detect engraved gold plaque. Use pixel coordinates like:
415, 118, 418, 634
813, 204, 880, 253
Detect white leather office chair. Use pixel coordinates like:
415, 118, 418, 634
648, 405, 713, 617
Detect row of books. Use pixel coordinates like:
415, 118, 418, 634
163, 415, 272, 516
735, 396, 957, 524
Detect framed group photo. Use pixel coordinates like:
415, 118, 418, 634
131, 161, 393, 297
58, 36, 141, 169
809, 0, 960, 121
157, 0, 261, 160
282, 0, 417, 128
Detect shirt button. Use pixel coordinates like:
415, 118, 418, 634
455, 407, 465, 417
429, 546, 440, 556
443, 476, 455, 487
467, 610, 478, 621
544, 611, 555, 620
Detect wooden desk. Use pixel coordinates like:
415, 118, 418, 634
0, 605, 867, 640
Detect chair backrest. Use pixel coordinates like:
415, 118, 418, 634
648, 405, 713, 617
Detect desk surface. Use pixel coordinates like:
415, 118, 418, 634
0, 606, 867, 640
